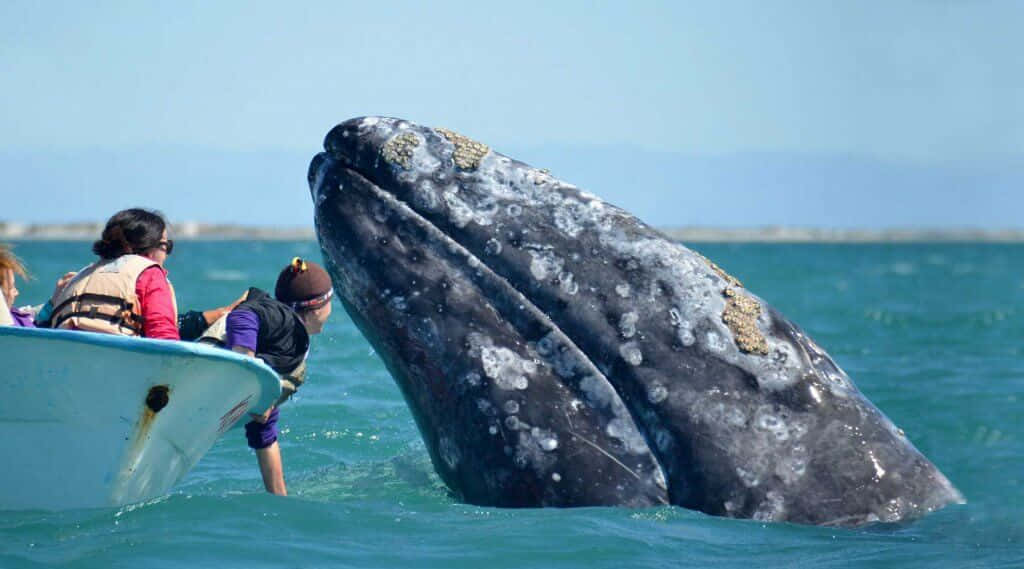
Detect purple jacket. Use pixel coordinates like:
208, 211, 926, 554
10, 308, 35, 328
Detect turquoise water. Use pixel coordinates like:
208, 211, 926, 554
1, 241, 1021, 568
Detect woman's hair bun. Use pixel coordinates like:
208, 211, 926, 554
92, 224, 133, 259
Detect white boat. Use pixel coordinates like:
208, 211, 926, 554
0, 326, 280, 510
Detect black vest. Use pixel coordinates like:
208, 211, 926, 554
236, 287, 309, 375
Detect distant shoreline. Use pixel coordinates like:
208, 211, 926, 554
2, 222, 1023, 243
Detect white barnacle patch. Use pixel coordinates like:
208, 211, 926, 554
677, 325, 696, 347
724, 500, 739, 514
443, 190, 475, 228
534, 331, 579, 378
722, 406, 747, 427
473, 197, 500, 225
527, 248, 565, 282
438, 436, 460, 470
579, 375, 615, 408
410, 317, 441, 351
605, 416, 649, 454
479, 346, 531, 390
752, 491, 786, 522
736, 466, 760, 487
615, 283, 631, 298
370, 199, 392, 224
465, 331, 490, 357
619, 311, 639, 339
776, 445, 809, 485
754, 406, 789, 442
512, 428, 559, 472
705, 331, 727, 353
484, 238, 502, 255
411, 181, 439, 211
700, 401, 747, 429
503, 400, 520, 414
531, 427, 559, 452
387, 296, 408, 312
551, 350, 578, 378
552, 199, 586, 238
558, 271, 579, 295
463, 372, 482, 387
619, 342, 643, 366
647, 383, 668, 404
535, 332, 556, 356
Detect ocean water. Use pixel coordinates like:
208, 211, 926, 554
1, 240, 1021, 568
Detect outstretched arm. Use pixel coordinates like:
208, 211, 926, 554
243, 402, 287, 496
255, 443, 287, 496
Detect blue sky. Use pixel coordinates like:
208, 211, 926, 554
1, 1, 1021, 227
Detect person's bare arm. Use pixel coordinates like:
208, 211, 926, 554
255, 442, 287, 496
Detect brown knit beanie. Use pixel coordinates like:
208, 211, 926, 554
275, 257, 333, 309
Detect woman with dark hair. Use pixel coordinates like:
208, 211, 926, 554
48, 208, 180, 340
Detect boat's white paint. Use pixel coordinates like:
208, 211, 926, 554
0, 326, 280, 510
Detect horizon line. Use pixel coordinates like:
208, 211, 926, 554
2, 222, 1023, 244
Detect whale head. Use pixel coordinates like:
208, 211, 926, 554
309, 116, 963, 524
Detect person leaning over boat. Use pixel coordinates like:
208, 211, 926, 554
47, 208, 179, 340
210, 257, 334, 496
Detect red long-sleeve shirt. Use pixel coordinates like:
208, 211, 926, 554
135, 265, 180, 340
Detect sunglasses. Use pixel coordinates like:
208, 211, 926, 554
157, 239, 174, 255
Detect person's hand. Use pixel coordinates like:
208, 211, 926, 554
202, 290, 250, 325
227, 290, 249, 311
249, 405, 275, 423
53, 272, 76, 296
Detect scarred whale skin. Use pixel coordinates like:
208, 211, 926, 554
309, 116, 964, 525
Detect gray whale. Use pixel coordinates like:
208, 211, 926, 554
309, 116, 963, 525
